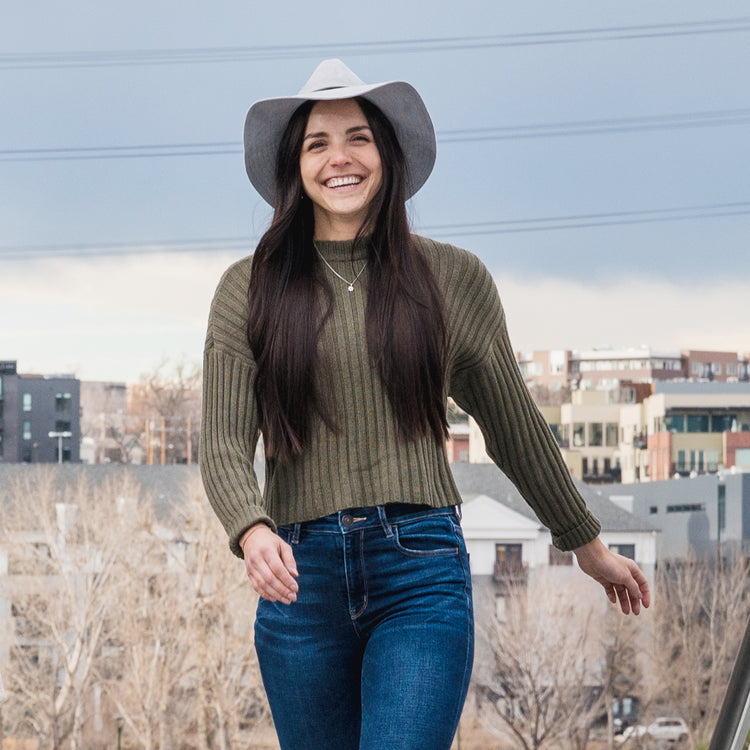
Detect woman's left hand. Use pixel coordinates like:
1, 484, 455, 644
574, 537, 651, 615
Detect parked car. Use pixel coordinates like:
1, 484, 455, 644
646, 717, 688, 742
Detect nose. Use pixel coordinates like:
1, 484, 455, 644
328, 141, 351, 167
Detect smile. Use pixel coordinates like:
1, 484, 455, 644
324, 176, 363, 189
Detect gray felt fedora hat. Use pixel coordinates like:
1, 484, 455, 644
243, 58, 436, 205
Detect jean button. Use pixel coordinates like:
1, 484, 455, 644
341, 513, 354, 527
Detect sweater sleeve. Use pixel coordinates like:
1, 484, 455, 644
448, 260, 601, 551
199, 258, 275, 558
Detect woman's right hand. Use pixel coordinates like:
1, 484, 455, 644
240, 524, 299, 604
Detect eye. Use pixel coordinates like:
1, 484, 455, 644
306, 139, 326, 151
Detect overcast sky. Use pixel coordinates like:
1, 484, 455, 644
1, 1, 748, 382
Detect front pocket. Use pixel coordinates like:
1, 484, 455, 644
393, 516, 461, 558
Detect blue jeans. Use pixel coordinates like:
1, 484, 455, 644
254, 503, 474, 750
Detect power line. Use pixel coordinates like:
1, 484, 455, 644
2, 17, 749, 70
1, 201, 747, 261
2, 107, 749, 162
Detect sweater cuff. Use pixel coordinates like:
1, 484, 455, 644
551, 511, 602, 551
228, 510, 277, 559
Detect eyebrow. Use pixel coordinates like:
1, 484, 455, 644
303, 125, 372, 141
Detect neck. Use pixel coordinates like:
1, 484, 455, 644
312, 210, 370, 242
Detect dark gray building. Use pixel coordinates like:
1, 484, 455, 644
0, 361, 81, 463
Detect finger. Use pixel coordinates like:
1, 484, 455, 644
265, 552, 299, 594
615, 585, 631, 615
280, 542, 299, 578
249, 561, 296, 603
604, 583, 617, 605
246, 554, 297, 602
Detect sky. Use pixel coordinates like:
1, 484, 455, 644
1, 1, 748, 383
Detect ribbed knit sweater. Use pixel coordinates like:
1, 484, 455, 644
200, 235, 601, 558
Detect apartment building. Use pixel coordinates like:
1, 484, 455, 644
645, 382, 750, 481
517, 347, 749, 391
0, 361, 80, 463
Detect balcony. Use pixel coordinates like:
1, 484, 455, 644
493, 561, 529, 589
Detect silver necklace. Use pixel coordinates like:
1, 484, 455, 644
313, 242, 368, 292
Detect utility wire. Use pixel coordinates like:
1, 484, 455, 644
2, 17, 749, 69
1, 201, 747, 261
2, 107, 749, 162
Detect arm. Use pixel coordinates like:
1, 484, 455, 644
447, 258, 649, 612
200, 262, 300, 603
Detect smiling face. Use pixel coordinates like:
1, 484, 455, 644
299, 98, 383, 241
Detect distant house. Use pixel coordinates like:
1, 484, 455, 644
451, 462, 657, 586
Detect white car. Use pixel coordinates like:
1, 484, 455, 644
646, 717, 688, 742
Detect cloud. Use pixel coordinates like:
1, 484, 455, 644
2, 254, 747, 384
497, 274, 750, 355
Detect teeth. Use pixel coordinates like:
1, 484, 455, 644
326, 176, 362, 188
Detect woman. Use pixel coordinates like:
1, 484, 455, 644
200, 59, 650, 750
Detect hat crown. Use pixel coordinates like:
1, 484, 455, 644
298, 58, 365, 96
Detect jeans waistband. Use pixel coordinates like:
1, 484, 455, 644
279, 503, 461, 543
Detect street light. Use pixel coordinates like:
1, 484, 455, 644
717, 472, 726, 574
115, 714, 123, 750
48, 431, 72, 464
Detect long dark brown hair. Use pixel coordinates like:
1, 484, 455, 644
247, 97, 447, 462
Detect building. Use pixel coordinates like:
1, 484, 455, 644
451, 462, 657, 580
645, 382, 750, 481
604, 471, 750, 562
517, 346, 749, 392
0, 361, 80, 463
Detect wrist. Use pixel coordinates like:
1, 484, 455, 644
239, 522, 270, 550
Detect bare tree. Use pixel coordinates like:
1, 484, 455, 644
1, 468, 270, 750
1, 469, 136, 749
477, 575, 606, 750
652, 553, 750, 747
128, 358, 202, 465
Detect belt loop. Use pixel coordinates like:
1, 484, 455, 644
453, 505, 462, 521
290, 522, 302, 545
377, 506, 394, 538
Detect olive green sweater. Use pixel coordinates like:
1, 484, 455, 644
200, 235, 601, 557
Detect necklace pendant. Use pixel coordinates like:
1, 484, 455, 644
347, 284, 354, 292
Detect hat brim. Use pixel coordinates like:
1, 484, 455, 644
243, 80, 436, 206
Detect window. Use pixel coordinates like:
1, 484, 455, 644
727, 363, 738, 376
55, 393, 72, 412
667, 503, 705, 513
609, 543, 635, 560
649, 506, 658, 515
0, 431, 3, 457
677, 450, 686, 471
55, 420, 72, 433
23, 421, 32, 440
573, 423, 585, 447
582, 457, 588, 475
495, 543, 523, 574
711, 414, 735, 432
606, 423, 619, 447
22, 393, 32, 412
665, 414, 685, 433
589, 423, 603, 447
687, 414, 709, 432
